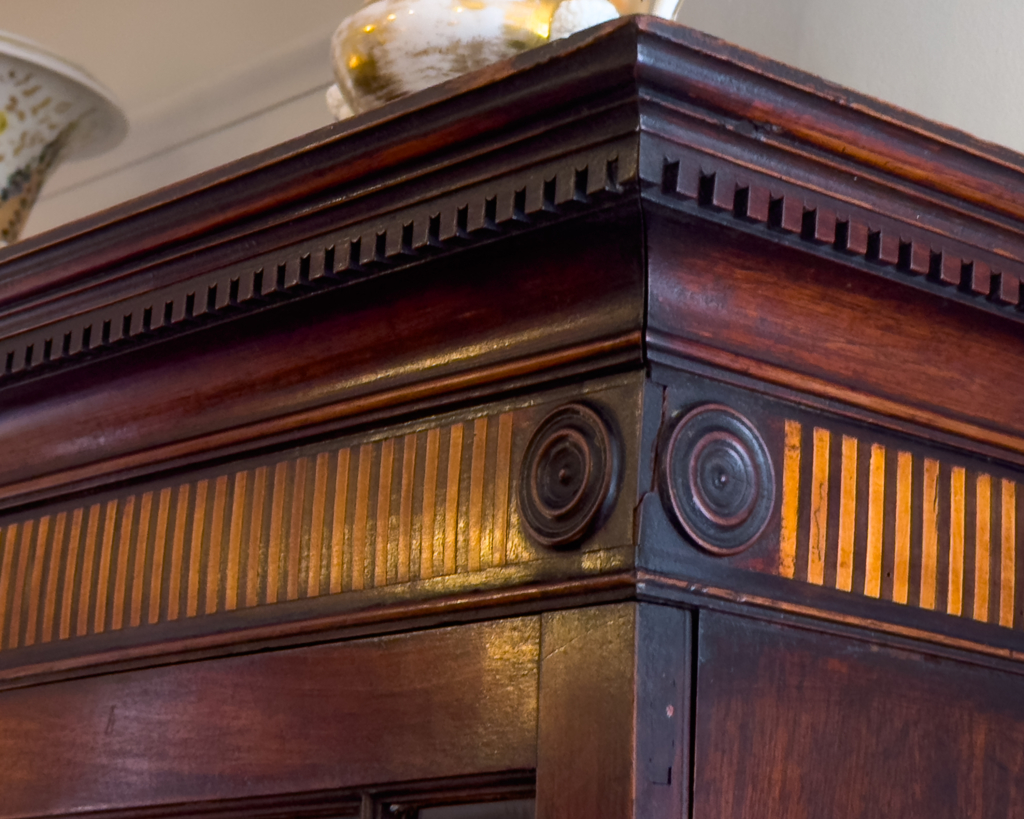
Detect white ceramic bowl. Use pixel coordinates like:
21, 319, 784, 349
0, 32, 127, 243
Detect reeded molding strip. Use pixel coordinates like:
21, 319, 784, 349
0, 140, 634, 382
777, 419, 1021, 631
0, 408, 530, 654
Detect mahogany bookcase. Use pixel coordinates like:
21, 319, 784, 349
1, 16, 1023, 818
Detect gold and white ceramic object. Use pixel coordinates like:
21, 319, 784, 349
0, 32, 127, 244
328, 0, 682, 118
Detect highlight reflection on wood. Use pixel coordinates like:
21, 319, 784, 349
779, 421, 1022, 629
0, 411, 523, 652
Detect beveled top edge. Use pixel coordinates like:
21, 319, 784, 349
634, 17, 1024, 229
0, 18, 642, 308
635, 16, 1024, 176
1, 16, 1023, 310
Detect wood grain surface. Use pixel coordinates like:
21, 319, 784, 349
535, 603, 691, 819
7, 13, 1024, 511
633, 17, 1024, 225
0, 617, 540, 818
2, 15, 1024, 818
0, 205, 644, 508
536, 604, 637, 819
0, 373, 642, 684
647, 206, 1024, 456
693, 611, 1024, 818
637, 372, 1024, 663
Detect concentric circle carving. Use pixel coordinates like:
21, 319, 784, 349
660, 404, 775, 555
519, 403, 618, 548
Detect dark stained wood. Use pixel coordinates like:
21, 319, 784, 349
4, 13, 1024, 819
0, 617, 539, 818
692, 611, 1024, 818
6, 15, 1024, 515
536, 604, 636, 819
9, 14, 1024, 342
0, 21, 644, 305
0, 205, 644, 507
646, 206, 1024, 456
632, 18, 1024, 226
535, 603, 691, 819
6, 15, 1024, 511
634, 603, 691, 819
0, 370, 643, 685
0, 571, 637, 691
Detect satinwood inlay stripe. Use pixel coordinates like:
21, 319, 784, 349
374, 441, 394, 589
422, 428, 440, 580
779, 420, 802, 581
836, 436, 858, 593
41, 511, 66, 643
948, 466, 966, 617
77, 505, 100, 638
167, 487, 188, 622
894, 452, 912, 605
226, 474, 247, 612
329, 453, 348, 596
60, 509, 83, 640
352, 445, 372, 593
469, 418, 488, 574
779, 421, 1024, 630
207, 475, 229, 614
23, 516, 49, 647
445, 424, 464, 577
111, 496, 134, 631
493, 414, 514, 568
7, 521, 30, 648
807, 427, 830, 586
1002, 479, 1017, 628
131, 492, 153, 628
249, 467, 269, 607
93, 500, 117, 635
0, 409, 530, 653
308, 455, 329, 598
864, 444, 885, 600
975, 474, 992, 622
397, 435, 416, 584
0, 524, 17, 647
149, 488, 171, 625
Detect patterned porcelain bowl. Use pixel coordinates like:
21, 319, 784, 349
0, 32, 127, 244
329, 0, 681, 117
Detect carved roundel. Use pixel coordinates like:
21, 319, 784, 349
660, 404, 775, 555
519, 403, 618, 549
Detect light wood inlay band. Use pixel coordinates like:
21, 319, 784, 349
0, 410, 527, 652
779, 421, 1022, 631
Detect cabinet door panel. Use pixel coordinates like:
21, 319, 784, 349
693, 612, 1024, 818
0, 617, 539, 818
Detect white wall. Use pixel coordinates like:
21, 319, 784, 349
25, 30, 338, 236
11, 0, 361, 237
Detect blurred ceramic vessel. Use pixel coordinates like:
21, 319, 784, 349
329, 0, 681, 117
0, 32, 127, 243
